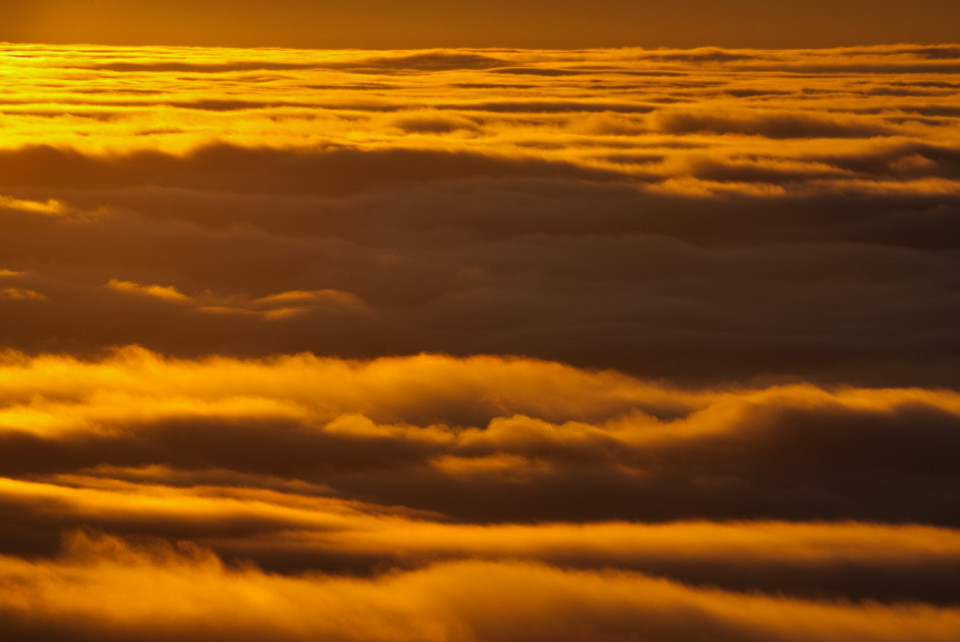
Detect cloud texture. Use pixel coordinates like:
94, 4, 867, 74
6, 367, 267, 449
0, 350, 959, 639
0, 42, 958, 640
1, 44, 959, 385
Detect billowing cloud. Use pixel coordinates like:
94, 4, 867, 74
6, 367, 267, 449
0, 349, 957, 524
1, 532, 959, 642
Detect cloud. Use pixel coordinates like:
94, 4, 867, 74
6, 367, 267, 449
0, 171, 958, 386
108, 279, 191, 303
1, 42, 959, 636
352, 51, 507, 71
91, 61, 323, 73
638, 47, 762, 63
106, 278, 366, 319
0, 194, 67, 215
0, 144, 622, 194
0, 349, 957, 528
0, 532, 958, 642
648, 110, 897, 139
0, 287, 47, 301
389, 113, 481, 134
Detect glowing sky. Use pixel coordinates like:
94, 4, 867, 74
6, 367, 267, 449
1, 26, 960, 642
4, 0, 960, 48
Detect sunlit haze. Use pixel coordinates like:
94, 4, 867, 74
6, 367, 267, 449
4, 0, 960, 48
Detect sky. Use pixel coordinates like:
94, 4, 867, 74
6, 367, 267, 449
3, 0, 960, 48
1, 7, 960, 642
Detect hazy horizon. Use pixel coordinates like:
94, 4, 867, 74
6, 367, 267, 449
4, 0, 960, 49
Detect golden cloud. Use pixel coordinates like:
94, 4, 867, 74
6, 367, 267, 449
0, 41, 958, 640
1, 531, 958, 642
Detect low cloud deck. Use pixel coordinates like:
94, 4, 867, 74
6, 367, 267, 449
0, 44, 959, 641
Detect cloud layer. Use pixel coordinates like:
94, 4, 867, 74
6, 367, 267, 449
0, 42, 958, 640
1, 44, 959, 386
3, 533, 960, 642
0, 350, 958, 640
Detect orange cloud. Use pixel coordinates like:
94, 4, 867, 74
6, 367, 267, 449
106, 279, 366, 320
0, 348, 957, 527
0, 194, 66, 215
0, 531, 958, 642
0, 287, 46, 301
108, 278, 191, 303
0, 41, 958, 639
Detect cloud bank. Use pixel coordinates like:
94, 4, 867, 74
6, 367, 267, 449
0, 44, 958, 386
0, 42, 958, 640
0, 350, 957, 640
